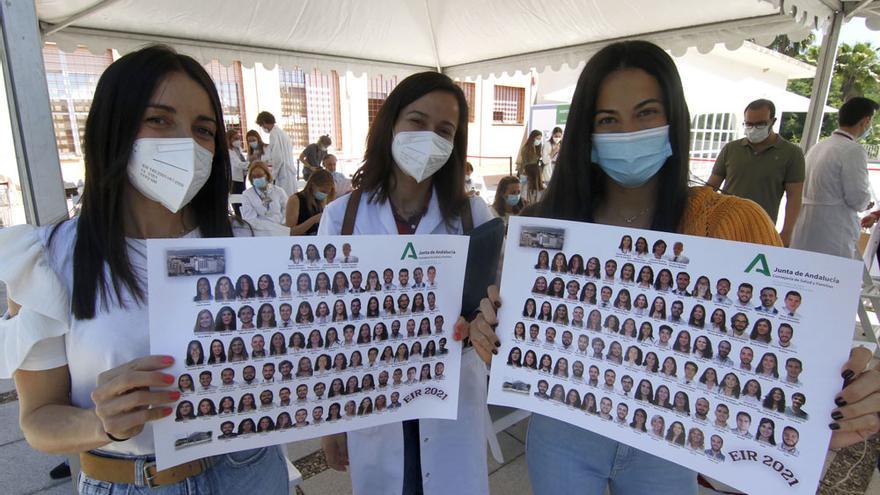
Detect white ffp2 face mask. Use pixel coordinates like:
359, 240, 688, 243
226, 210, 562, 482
391, 131, 454, 183
127, 137, 214, 213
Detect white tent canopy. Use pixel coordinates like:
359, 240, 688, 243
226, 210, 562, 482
35, 0, 837, 78
6, 0, 879, 225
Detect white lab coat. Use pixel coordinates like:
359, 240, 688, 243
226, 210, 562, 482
266, 125, 298, 196
318, 189, 493, 495
790, 130, 872, 258
331, 171, 352, 196
228, 148, 249, 183
240, 184, 291, 236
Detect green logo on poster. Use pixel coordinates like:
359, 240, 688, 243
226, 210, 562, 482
744, 254, 771, 276
401, 242, 418, 260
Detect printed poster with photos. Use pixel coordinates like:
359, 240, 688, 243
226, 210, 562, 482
147, 235, 469, 470
487, 216, 863, 495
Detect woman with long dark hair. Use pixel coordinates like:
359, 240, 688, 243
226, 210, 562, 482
470, 40, 880, 494
317, 71, 496, 494
1, 45, 285, 492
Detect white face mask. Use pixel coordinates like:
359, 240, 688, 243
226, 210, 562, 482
127, 137, 214, 213
391, 131, 454, 183
534, 138, 542, 146
744, 125, 771, 144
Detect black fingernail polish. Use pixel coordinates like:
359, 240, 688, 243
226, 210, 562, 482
494, 301, 501, 309
835, 397, 848, 407
495, 341, 501, 348
842, 370, 855, 381
831, 411, 844, 420
492, 349, 498, 355
829, 422, 840, 430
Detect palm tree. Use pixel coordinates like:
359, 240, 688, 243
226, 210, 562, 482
834, 42, 880, 103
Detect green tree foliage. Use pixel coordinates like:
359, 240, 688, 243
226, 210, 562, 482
774, 37, 880, 146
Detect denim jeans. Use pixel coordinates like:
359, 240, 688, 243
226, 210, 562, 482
526, 414, 697, 495
77, 446, 287, 494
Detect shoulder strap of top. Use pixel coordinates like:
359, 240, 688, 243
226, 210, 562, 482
461, 198, 474, 234
341, 189, 363, 235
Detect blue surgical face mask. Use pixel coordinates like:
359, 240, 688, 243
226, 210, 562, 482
506, 194, 521, 206
591, 125, 673, 188
859, 123, 873, 141
252, 177, 267, 189
314, 191, 328, 201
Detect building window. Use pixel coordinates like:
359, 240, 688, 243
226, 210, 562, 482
455, 81, 476, 122
493, 85, 525, 124
368, 75, 398, 126
42, 44, 113, 158
690, 113, 737, 160
203, 61, 247, 139
279, 68, 343, 150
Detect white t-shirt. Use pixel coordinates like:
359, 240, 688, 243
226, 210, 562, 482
19, 219, 250, 455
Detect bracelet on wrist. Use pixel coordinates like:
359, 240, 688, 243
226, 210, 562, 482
106, 432, 130, 442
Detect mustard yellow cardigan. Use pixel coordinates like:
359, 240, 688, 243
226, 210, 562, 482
679, 186, 783, 247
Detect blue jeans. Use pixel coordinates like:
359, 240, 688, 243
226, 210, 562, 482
526, 414, 697, 495
77, 446, 287, 494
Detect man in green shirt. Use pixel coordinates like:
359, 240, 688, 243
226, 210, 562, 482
707, 99, 805, 246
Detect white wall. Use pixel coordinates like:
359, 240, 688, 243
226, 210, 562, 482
465, 73, 533, 177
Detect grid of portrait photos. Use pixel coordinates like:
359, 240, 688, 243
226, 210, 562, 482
488, 216, 864, 495
147, 235, 470, 470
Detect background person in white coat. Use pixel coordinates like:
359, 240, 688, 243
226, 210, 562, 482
790, 97, 879, 258
241, 161, 290, 236
256, 111, 298, 196
226, 129, 248, 216
318, 71, 499, 495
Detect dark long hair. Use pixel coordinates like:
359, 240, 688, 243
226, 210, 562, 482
352, 72, 469, 225
65, 45, 233, 319
531, 40, 690, 232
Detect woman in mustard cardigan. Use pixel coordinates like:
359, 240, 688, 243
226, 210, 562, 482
466, 40, 880, 494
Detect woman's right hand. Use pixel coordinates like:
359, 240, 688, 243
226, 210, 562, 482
456, 285, 502, 363
321, 433, 349, 471
90, 355, 178, 441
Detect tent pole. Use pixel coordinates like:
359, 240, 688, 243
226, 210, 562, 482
41, 0, 125, 38
800, 10, 843, 154
422, 0, 442, 72
0, 0, 67, 225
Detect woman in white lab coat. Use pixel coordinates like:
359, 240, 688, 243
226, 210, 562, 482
318, 71, 498, 495
241, 161, 290, 236
227, 129, 249, 216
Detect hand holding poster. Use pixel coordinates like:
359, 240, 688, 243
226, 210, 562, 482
147, 235, 468, 470
487, 216, 863, 495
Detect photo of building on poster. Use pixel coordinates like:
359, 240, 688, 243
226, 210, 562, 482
147, 235, 469, 470
488, 216, 862, 495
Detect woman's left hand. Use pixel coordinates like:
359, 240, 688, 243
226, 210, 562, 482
829, 347, 880, 449
454, 286, 502, 364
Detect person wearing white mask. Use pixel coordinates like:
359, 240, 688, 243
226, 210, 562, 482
469, 40, 880, 495
241, 161, 290, 235
285, 168, 335, 235
227, 129, 249, 216
318, 71, 498, 495
791, 97, 878, 258
255, 111, 298, 196
516, 129, 546, 204
299, 135, 332, 181
707, 99, 805, 246
0, 45, 286, 492
541, 126, 563, 183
